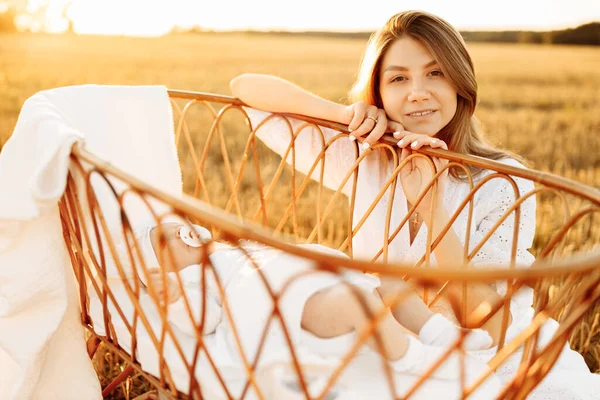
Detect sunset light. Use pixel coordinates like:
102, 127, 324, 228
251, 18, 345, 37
2, 0, 599, 37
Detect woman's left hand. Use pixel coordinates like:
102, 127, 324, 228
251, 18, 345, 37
396, 133, 449, 217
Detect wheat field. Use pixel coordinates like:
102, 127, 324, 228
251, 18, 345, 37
1, 33, 599, 397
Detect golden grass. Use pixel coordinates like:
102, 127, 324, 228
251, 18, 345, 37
1, 33, 599, 396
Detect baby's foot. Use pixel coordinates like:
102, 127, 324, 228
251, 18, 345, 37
389, 335, 493, 383
419, 313, 493, 351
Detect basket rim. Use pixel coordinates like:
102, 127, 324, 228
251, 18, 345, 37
167, 89, 600, 206
71, 135, 600, 281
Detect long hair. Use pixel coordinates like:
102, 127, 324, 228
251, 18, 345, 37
349, 10, 525, 178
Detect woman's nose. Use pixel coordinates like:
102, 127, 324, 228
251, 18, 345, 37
407, 81, 430, 102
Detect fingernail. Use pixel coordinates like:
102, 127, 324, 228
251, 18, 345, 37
397, 139, 404, 147
348, 135, 356, 141
411, 140, 418, 148
393, 131, 402, 139
362, 142, 371, 150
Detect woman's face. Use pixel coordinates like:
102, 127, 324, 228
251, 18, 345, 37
378, 36, 458, 137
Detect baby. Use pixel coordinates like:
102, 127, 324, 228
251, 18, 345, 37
131, 223, 496, 377
117, 223, 507, 395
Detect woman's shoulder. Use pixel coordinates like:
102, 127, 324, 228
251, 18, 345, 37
491, 157, 533, 188
474, 157, 536, 206
472, 157, 531, 184
447, 156, 535, 209
495, 157, 529, 170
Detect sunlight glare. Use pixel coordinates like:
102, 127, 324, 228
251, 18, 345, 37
11, 0, 600, 36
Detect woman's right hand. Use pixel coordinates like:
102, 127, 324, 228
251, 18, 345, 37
343, 101, 406, 148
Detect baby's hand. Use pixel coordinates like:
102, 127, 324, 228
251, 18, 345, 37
146, 268, 181, 304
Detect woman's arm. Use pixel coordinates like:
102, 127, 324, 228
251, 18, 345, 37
422, 205, 509, 345
230, 73, 402, 142
230, 73, 348, 124
230, 74, 402, 194
421, 167, 537, 344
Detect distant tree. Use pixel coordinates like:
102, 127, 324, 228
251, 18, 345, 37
0, 6, 17, 32
461, 23, 599, 46
552, 23, 600, 45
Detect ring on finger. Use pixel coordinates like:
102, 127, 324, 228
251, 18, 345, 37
366, 115, 378, 124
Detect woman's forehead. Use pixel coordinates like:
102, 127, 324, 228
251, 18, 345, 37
381, 37, 437, 71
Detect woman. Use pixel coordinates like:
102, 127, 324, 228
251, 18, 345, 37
230, 9, 600, 399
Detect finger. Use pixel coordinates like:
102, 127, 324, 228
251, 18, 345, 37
350, 109, 379, 140
350, 120, 376, 141
388, 121, 405, 136
430, 138, 448, 150
393, 129, 419, 144
363, 110, 388, 149
416, 137, 448, 150
397, 133, 422, 149
348, 103, 367, 133
408, 135, 442, 150
410, 137, 429, 150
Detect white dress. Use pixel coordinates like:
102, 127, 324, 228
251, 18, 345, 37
246, 107, 600, 399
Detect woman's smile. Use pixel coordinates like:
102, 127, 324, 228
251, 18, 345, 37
406, 109, 437, 118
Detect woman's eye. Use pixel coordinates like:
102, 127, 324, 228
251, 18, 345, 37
391, 75, 405, 83
429, 70, 444, 77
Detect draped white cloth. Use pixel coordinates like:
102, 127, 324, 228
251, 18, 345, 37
0, 85, 181, 400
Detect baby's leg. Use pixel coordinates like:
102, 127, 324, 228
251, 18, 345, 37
301, 284, 409, 361
377, 278, 436, 333
444, 282, 511, 346
378, 278, 493, 350
300, 283, 497, 386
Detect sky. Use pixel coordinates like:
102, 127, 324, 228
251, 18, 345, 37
3, 0, 600, 36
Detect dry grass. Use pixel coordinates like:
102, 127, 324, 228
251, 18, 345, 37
1, 33, 599, 396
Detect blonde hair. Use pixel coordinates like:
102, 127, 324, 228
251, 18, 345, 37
349, 10, 524, 178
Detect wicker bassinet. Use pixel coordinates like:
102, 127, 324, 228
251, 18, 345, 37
58, 90, 600, 400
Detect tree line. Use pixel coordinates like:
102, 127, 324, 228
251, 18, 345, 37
170, 23, 600, 46
1, 7, 597, 45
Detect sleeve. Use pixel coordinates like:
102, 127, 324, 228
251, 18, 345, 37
244, 107, 358, 195
469, 174, 536, 267
466, 160, 537, 302
168, 268, 223, 336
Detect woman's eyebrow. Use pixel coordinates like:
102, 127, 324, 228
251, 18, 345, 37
383, 60, 439, 73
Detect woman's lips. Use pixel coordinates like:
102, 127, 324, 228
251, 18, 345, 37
406, 109, 436, 118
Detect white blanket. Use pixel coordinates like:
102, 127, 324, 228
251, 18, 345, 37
91, 243, 501, 399
0, 85, 182, 400
471, 301, 600, 399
